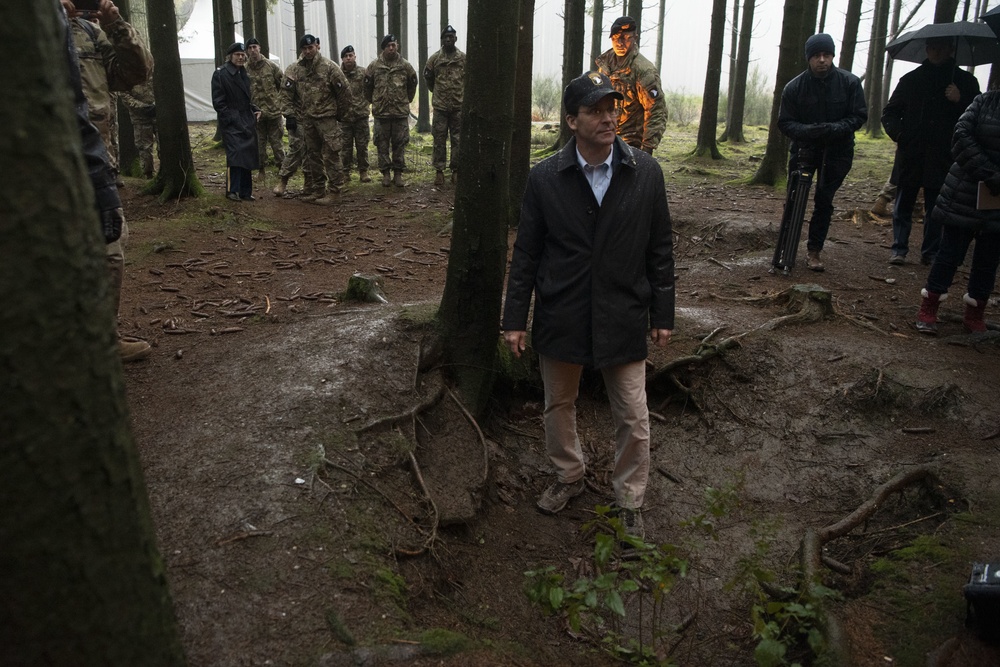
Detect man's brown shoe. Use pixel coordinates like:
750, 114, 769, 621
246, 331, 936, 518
381, 171, 392, 187
434, 170, 445, 187
806, 250, 825, 272
120, 339, 151, 363
359, 170, 372, 183
272, 176, 289, 196
393, 170, 405, 187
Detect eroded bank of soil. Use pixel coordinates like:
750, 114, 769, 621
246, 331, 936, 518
122, 147, 1000, 666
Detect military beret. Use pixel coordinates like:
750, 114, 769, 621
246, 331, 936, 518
246, 37, 260, 47
341, 44, 354, 58
226, 42, 245, 55
442, 25, 456, 38
381, 34, 397, 51
299, 34, 318, 48
610, 16, 636, 36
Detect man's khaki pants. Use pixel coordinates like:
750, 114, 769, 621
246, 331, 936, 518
539, 355, 650, 509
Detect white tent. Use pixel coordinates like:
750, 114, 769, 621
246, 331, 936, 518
177, 0, 221, 122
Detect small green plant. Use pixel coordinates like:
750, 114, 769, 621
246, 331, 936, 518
750, 581, 841, 667
524, 505, 687, 664
680, 482, 741, 540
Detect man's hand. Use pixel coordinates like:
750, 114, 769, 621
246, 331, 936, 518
97, 0, 120, 25
503, 330, 527, 359
945, 83, 961, 104
254, 111, 262, 122
101, 207, 124, 243
650, 328, 672, 348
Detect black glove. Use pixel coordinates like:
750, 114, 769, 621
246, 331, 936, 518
986, 173, 1000, 197
101, 207, 124, 243
143, 105, 156, 119
285, 116, 297, 133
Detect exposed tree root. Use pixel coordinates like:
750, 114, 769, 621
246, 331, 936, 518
446, 386, 490, 486
354, 384, 445, 434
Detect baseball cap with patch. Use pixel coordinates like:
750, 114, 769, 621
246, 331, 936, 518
610, 16, 636, 36
563, 71, 624, 116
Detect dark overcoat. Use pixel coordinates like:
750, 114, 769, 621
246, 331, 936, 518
881, 58, 980, 190
501, 136, 675, 369
211, 61, 260, 169
931, 91, 1000, 233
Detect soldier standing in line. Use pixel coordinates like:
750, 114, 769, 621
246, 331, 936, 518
423, 25, 465, 187
281, 34, 353, 205
245, 37, 286, 179
62, 0, 153, 363
339, 45, 372, 184
121, 77, 157, 179
595, 16, 667, 155
365, 34, 418, 187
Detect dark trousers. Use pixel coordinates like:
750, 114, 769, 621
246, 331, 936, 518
790, 151, 852, 253
892, 183, 942, 260
925, 227, 1000, 301
226, 166, 253, 199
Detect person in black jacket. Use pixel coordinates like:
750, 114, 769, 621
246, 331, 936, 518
778, 33, 867, 271
916, 91, 1000, 335
882, 38, 981, 266
212, 42, 260, 201
501, 72, 675, 540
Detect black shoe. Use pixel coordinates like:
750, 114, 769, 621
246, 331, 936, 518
241, 194, 256, 201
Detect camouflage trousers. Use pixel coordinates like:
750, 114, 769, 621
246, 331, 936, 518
340, 117, 371, 174
92, 97, 119, 175
130, 117, 157, 177
302, 115, 344, 196
278, 123, 305, 179
257, 114, 285, 171
373, 116, 410, 172
432, 108, 461, 172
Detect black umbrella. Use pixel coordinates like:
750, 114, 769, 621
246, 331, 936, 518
982, 6, 1000, 40
885, 21, 1000, 66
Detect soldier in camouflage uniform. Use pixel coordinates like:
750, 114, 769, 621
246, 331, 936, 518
281, 34, 353, 205
364, 34, 418, 187
246, 37, 285, 176
595, 16, 667, 154
63, 0, 153, 362
121, 77, 157, 178
339, 45, 372, 183
423, 25, 465, 187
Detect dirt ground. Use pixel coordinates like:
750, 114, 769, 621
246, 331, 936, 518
120, 125, 1000, 666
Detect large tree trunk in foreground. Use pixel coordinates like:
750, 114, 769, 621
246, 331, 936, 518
557, 0, 585, 150
509, 0, 536, 225
694, 0, 727, 158
147, 0, 203, 200
0, 3, 185, 663
438, 0, 519, 417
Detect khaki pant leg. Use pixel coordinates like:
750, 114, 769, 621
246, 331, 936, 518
539, 355, 586, 484
601, 359, 650, 509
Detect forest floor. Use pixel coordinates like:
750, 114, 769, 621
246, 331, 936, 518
119, 123, 1000, 666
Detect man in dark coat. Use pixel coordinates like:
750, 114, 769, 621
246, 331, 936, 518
882, 38, 981, 265
212, 42, 260, 201
778, 33, 867, 271
501, 72, 675, 539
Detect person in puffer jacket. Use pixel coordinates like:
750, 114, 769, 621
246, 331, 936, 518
916, 91, 1000, 335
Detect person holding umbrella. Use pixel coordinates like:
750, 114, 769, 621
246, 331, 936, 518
882, 37, 980, 266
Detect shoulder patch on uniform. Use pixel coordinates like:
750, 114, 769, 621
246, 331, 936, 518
650, 86, 659, 98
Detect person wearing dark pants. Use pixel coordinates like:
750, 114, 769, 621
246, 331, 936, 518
212, 42, 260, 201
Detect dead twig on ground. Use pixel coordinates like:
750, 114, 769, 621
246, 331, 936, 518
215, 530, 273, 547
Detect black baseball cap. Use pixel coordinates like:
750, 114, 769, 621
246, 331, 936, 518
563, 71, 623, 115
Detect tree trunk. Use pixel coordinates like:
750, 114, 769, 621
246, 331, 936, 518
1, 5, 186, 664
626, 0, 642, 33
725, 0, 739, 120
694, 0, 727, 158
750, 0, 816, 185
146, 0, 204, 200
242, 0, 254, 41
218, 0, 236, 60
590, 0, 604, 69
510, 0, 536, 225
388, 0, 402, 42
377, 0, 385, 49
882, 0, 903, 109
722, 0, 756, 144
325, 0, 339, 63
294, 0, 305, 42
417, 0, 431, 132
213, 0, 223, 67
254, 0, 270, 57
818, 0, 829, 31
437, 0, 520, 417
655, 0, 666, 71
557, 0, 586, 149
865, 0, 890, 136
839, 0, 862, 72
934, 0, 960, 22
441, 0, 449, 32
402, 0, 410, 60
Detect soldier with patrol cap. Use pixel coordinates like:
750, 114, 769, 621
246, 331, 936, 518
595, 16, 667, 154
424, 25, 466, 187
365, 34, 418, 187
245, 37, 286, 177
339, 45, 373, 183
281, 34, 353, 205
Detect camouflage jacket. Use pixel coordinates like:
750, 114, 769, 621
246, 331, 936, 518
595, 48, 667, 152
70, 17, 153, 126
423, 47, 465, 111
281, 54, 353, 121
341, 65, 371, 123
363, 54, 418, 119
246, 56, 284, 118
121, 78, 155, 120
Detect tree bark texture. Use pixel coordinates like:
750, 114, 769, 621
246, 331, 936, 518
254, 0, 270, 57
509, 0, 535, 225
241, 0, 254, 42
388, 0, 401, 44
626, 0, 642, 33
417, 0, 431, 132
723, 0, 756, 144
325, 0, 339, 63
294, 0, 305, 43
218, 0, 236, 62
438, 0, 519, 417
590, 0, 604, 70
725, 0, 740, 118
557, 0, 586, 149
882, 0, 903, 109
839, 0, 862, 72
377, 0, 385, 51
655, 0, 666, 71
401, 0, 409, 60
694, 0, 727, 158
441, 0, 449, 33
934, 0, 960, 22
0, 3, 185, 663
147, 0, 204, 200
866, 0, 890, 136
